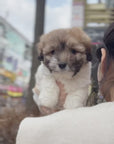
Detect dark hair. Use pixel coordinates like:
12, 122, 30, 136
96, 23, 114, 101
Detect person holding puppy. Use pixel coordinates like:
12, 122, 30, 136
97, 23, 114, 101
16, 23, 114, 144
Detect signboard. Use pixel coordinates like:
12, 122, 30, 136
106, 0, 114, 9
71, 0, 85, 28
0, 68, 16, 81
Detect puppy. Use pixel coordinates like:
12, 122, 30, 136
33, 27, 92, 112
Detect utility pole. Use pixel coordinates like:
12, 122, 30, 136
26, 0, 45, 115
98, 0, 102, 3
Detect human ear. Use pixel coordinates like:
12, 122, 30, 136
101, 48, 106, 74
97, 48, 106, 82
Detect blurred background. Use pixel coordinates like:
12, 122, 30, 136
0, 0, 114, 143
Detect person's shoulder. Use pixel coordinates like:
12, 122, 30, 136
90, 102, 114, 112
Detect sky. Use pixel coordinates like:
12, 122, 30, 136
0, 0, 101, 42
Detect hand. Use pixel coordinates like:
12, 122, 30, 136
39, 106, 56, 116
33, 81, 67, 115
56, 81, 67, 110
33, 86, 40, 95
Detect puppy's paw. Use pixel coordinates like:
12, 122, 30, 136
64, 102, 83, 109
38, 90, 59, 108
64, 95, 83, 109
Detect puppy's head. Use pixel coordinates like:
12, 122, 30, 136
37, 27, 91, 75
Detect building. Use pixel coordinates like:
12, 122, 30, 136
72, 0, 114, 28
71, 0, 114, 42
71, 0, 85, 28
106, 0, 114, 9
0, 16, 32, 86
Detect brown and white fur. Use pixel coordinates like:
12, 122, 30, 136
33, 27, 92, 111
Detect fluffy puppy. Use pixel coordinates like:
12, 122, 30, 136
33, 27, 92, 112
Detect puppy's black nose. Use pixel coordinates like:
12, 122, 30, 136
59, 63, 66, 69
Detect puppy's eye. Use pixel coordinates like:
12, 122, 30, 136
50, 50, 55, 55
71, 49, 77, 54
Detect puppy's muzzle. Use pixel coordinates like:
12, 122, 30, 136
58, 63, 66, 69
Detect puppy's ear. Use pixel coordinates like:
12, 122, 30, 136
38, 52, 44, 61
85, 42, 92, 61
86, 48, 92, 61
70, 27, 92, 61
36, 41, 44, 61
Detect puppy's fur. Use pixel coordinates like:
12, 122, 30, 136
33, 27, 91, 110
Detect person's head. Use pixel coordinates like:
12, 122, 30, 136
97, 23, 114, 101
